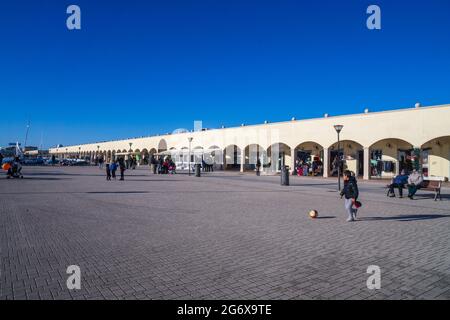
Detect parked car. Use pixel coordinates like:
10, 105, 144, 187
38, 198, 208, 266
22, 157, 45, 165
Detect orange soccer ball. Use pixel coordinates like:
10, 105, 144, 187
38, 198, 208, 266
309, 210, 318, 219
2, 163, 11, 171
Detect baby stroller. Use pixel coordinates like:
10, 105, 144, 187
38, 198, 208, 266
6, 161, 23, 179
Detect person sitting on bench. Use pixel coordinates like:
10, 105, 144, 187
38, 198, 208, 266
388, 169, 409, 198
407, 169, 424, 200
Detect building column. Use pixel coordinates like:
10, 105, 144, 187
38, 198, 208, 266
363, 147, 370, 180
291, 147, 296, 172
323, 148, 329, 178
240, 149, 245, 173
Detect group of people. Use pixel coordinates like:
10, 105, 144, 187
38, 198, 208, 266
294, 157, 323, 176
95, 156, 105, 169
387, 169, 424, 200
2, 156, 23, 179
339, 167, 429, 223
105, 158, 126, 181
201, 160, 214, 172
150, 156, 177, 174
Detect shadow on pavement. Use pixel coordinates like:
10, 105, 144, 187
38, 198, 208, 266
123, 179, 185, 182
24, 172, 151, 177
360, 214, 450, 222
410, 194, 449, 201
19, 177, 70, 181
86, 191, 151, 194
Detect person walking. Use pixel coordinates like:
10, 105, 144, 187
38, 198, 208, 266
105, 163, 111, 181
158, 157, 163, 174
407, 169, 423, 199
118, 158, 126, 181
331, 156, 339, 176
256, 158, 261, 176
302, 162, 309, 176
110, 161, 117, 180
150, 155, 157, 174
340, 170, 360, 222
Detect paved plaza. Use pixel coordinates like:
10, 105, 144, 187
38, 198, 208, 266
1, 166, 449, 300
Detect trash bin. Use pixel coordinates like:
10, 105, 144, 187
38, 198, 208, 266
195, 163, 201, 177
281, 165, 289, 186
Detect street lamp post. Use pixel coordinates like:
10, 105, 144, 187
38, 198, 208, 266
78, 147, 81, 159
334, 125, 344, 191
188, 137, 193, 176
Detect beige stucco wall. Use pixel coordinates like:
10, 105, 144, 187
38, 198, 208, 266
50, 104, 450, 179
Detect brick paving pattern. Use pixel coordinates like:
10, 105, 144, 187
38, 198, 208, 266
1, 166, 449, 300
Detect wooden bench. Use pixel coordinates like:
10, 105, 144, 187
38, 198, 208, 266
418, 178, 443, 201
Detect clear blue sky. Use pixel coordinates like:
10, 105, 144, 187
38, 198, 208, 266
1, 0, 449, 148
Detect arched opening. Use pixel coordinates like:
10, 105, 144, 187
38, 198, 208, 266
243, 144, 267, 172
132, 149, 140, 166
328, 140, 364, 177
369, 138, 414, 178
223, 145, 241, 170
193, 146, 204, 164
158, 139, 167, 153
174, 147, 189, 170
267, 143, 291, 172
293, 142, 324, 176
421, 136, 450, 179
145, 148, 157, 166
199, 145, 223, 171
116, 149, 127, 162
141, 148, 149, 165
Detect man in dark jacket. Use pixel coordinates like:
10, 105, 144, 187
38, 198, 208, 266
118, 158, 126, 181
256, 158, 261, 176
388, 170, 409, 198
340, 170, 359, 222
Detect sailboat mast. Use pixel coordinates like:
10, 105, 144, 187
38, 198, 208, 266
24, 119, 30, 152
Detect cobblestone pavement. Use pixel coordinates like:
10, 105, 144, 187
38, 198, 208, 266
1, 166, 449, 300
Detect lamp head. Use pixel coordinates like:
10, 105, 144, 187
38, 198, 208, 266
334, 124, 344, 133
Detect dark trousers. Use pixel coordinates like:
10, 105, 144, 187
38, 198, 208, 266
120, 168, 125, 180
112, 170, 116, 179
389, 183, 404, 197
408, 184, 421, 197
